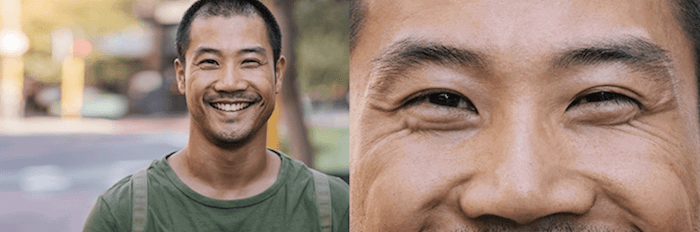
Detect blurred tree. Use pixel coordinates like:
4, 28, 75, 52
295, 0, 349, 98
267, 0, 314, 167
20, 0, 138, 85
266, 0, 349, 167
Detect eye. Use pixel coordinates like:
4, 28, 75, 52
407, 91, 478, 113
566, 91, 642, 124
198, 59, 219, 67
567, 91, 640, 110
399, 90, 480, 130
242, 59, 261, 67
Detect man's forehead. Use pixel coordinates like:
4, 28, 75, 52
189, 14, 265, 36
355, 0, 686, 75
366, 0, 675, 43
187, 15, 270, 56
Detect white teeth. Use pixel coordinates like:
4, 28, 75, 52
212, 102, 251, 112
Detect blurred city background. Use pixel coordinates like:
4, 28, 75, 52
0, 0, 349, 231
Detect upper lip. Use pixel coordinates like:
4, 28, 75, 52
204, 91, 261, 104
208, 99, 256, 104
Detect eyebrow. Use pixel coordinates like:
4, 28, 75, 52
368, 38, 488, 93
238, 46, 268, 57
367, 36, 675, 94
192, 47, 223, 60
192, 46, 268, 61
551, 36, 674, 83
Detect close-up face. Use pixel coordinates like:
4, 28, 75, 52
350, 0, 700, 231
175, 14, 283, 146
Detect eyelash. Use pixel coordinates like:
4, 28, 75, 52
403, 91, 638, 114
198, 59, 218, 65
404, 90, 478, 113
567, 91, 641, 110
197, 59, 261, 66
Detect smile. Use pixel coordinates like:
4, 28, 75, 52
210, 102, 253, 112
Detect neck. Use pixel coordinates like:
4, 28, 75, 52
168, 122, 281, 200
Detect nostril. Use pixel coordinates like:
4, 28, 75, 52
474, 214, 520, 227
475, 213, 586, 228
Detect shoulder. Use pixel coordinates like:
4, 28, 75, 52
83, 173, 135, 232
327, 174, 349, 206
99, 173, 135, 212
84, 159, 162, 231
274, 150, 348, 202
99, 164, 153, 207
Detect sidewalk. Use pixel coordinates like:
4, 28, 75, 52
0, 110, 348, 135
0, 115, 190, 135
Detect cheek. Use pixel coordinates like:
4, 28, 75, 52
362, 141, 430, 230
360, 130, 479, 230
570, 127, 695, 228
185, 80, 206, 108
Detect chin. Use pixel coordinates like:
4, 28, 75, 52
211, 128, 256, 146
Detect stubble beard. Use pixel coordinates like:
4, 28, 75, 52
210, 120, 261, 148
421, 216, 645, 232
207, 106, 272, 149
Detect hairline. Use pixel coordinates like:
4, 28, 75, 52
672, 0, 700, 119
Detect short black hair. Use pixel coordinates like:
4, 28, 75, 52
349, 0, 366, 52
673, 0, 700, 114
176, 0, 282, 66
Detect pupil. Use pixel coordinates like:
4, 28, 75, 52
585, 92, 616, 102
429, 93, 460, 107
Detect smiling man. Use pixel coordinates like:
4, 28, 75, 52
350, 0, 700, 231
83, 0, 348, 231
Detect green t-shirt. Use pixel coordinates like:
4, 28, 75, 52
83, 150, 349, 232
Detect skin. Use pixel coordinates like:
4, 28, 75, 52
169, 15, 286, 200
350, 0, 700, 231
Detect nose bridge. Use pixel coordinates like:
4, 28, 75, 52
498, 100, 546, 204
216, 63, 248, 91
504, 101, 543, 193
459, 99, 594, 224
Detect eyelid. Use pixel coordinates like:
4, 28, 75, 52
399, 89, 481, 130
565, 89, 644, 125
567, 87, 643, 110
402, 89, 469, 107
198, 59, 218, 65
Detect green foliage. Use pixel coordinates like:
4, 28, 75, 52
294, 0, 350, 99
280, 126, 350, 172
311, 126, 349, 172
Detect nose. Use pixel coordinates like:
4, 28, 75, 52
213, 65, 249, 92
458, 106, 595, 225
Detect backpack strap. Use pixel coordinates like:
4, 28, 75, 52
311, 169, 332, 232
131, 167, 148, 232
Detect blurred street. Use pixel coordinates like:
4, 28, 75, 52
0, 119, 185, 231
0, 109, 347, 232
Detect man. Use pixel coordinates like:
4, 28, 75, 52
350, 0, 700, 231
83, 0, 349, 231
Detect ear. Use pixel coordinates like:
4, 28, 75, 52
274, 56, 286, 94
174, 58, 186, 95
